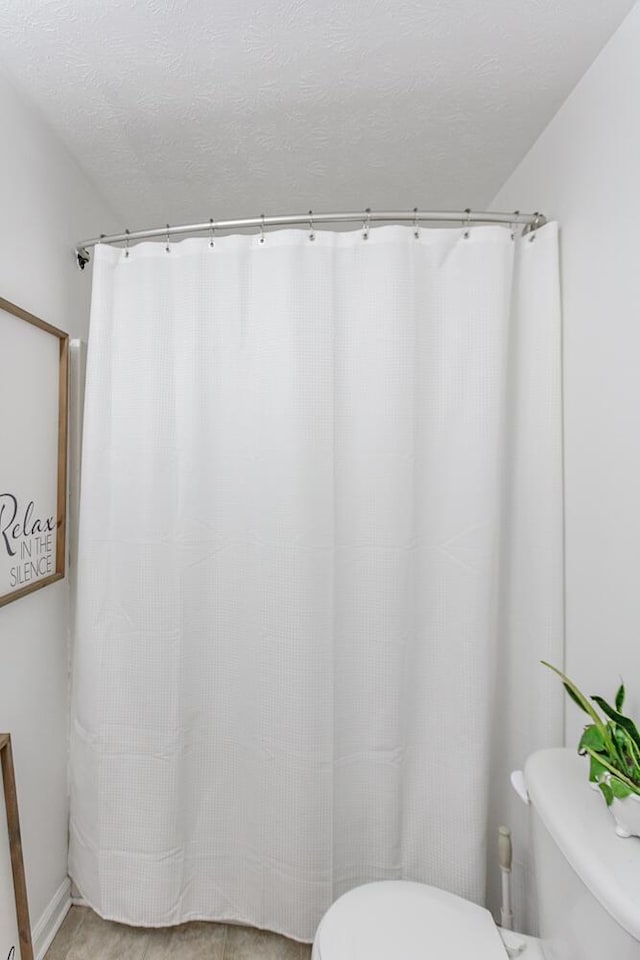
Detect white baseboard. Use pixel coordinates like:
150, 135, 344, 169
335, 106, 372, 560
32, 877, 71, 960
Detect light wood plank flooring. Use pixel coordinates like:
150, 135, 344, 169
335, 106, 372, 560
45, 906, 312, 960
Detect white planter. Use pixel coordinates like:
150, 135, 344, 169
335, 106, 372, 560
610, 792, 640, 839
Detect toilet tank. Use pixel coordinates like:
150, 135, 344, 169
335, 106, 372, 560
525, 748, 640, 960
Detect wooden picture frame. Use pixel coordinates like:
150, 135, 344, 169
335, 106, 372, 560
0, 735, 33, 960
0, 298, 68, 607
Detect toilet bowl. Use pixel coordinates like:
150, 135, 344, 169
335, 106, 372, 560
312, 749, 640, 960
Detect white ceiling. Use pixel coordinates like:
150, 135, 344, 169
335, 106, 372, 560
0, 0, 635, 232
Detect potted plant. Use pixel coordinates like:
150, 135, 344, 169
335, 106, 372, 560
542, 661, 640, 838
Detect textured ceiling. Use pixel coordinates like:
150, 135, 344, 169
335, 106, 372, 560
0, 0, 635, 232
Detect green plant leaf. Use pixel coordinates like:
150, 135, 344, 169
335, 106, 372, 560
611, 724, 635, 775
591, 696, 640, 753
564, 682, 590, 714
616, 683, 626, 712
620, 729, 640, 779
610, 777, 633, 800
599, 781, 614, 806
579, 725, 605, 753
583, 746, 640, 795
541, 663, 609, 737
589, 754, 607, 783
611, 728, 640, 786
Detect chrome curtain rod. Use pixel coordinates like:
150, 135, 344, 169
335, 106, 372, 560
75, 208, 546, 269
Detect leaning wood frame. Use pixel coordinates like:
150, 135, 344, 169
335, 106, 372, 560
0, 297, 69, 607
0, 735, 33, 960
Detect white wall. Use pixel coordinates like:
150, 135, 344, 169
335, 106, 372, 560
492, 2, 640, 748
0, 68, 117, 948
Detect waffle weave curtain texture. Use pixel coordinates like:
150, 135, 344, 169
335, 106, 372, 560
70, 224, 563, 939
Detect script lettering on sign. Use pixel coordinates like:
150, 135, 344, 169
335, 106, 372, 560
0, 494, 56, 590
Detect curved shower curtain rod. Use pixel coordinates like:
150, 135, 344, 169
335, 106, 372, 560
75, 207, 547, 269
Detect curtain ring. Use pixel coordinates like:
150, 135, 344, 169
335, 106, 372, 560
463, 208, 471, 239
260, 213, 265, 244
209, 218, 215, 248
413, 207, 420, 240
124, 228, 130, 258
362, 207, 371, 241
165, 224, 171, 253
308, 210, 315, 242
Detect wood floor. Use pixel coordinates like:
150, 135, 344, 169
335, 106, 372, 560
45, 906, 312, 960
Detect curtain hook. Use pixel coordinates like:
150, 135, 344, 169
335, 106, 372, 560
413, 207, 420, 240
124, 228, 130, 258
528, 212, 541, 243
510, 210, 520, 241
260, 213, 265, 244
165, 224, 171, 253
463, 208, 471, 239
362, 207, 371, 241
209, 218, 215, 248
308, 210, 315, 242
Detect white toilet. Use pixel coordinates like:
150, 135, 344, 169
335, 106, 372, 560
312, 748, 640, 959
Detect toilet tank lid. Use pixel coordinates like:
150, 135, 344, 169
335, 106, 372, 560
525, 747, 640, 942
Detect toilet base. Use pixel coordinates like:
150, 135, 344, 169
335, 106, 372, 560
498, 929, 544, 959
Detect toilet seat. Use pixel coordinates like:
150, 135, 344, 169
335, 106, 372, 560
312, 881, 508, 960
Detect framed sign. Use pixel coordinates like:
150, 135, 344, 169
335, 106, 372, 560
0, 735, 33, 960
0, 298, 68, 606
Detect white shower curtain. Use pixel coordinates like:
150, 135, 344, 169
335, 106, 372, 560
70, 224, 563, 940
